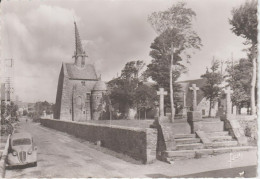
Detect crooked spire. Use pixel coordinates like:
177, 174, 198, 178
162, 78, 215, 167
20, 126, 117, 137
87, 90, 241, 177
73, 21, 87, 67
74, 21, 84, 56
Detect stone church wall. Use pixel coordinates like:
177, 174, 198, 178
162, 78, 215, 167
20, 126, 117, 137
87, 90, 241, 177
60, 76, 73, 121
54, 66, 64, 119
40, 118, 157, 164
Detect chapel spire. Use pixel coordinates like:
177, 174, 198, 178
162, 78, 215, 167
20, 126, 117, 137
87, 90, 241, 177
73, 21, 87, 67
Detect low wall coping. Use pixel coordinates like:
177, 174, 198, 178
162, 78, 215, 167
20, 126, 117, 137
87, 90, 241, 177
40, 118, 151, 132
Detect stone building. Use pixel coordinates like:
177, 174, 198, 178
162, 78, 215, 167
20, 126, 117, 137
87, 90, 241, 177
54, 22, 107, 122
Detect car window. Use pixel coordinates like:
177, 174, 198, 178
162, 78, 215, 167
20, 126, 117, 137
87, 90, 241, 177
13, 138, 31, 146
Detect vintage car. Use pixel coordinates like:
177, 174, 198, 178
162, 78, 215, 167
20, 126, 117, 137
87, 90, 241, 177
7, 132, 37, 167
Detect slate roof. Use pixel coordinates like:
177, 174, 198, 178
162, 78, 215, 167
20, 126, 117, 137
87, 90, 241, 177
65, 63, 97, 80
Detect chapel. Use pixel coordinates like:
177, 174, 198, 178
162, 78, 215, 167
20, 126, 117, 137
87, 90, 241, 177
54, 22, 107, 122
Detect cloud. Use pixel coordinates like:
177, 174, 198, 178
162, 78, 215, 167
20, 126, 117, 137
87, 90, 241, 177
1, 0, 248, 103
2, 4, 80, 102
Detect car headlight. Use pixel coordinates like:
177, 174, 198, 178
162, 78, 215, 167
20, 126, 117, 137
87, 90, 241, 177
28, 150, 32, 155
12, 151, 17, 156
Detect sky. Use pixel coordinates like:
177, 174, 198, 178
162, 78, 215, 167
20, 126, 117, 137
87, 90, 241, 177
1, 0, 248, 103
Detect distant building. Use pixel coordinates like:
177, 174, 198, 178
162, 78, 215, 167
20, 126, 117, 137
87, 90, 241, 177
0, 59, 15, 104
54, 22, 107, 122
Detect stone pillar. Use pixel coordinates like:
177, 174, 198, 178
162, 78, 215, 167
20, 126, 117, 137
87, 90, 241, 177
157, 88, 167, 118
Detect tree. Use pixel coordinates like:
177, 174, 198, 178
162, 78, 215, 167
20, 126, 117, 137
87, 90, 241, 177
134, 83, 157, 119
201, 60, 223, 117
97, 93, 112, 120
34, 101, 54, 119
229, 0, 257, 115
225, 58, 252, 113
108, 60, 146, 119
147, 2, 202, 121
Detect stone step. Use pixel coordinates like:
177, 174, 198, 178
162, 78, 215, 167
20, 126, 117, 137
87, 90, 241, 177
174, 134, 196, 139
163, 150, 196, 160
175, 138, 201, 145
176, 143, 203, 150
163, 146, 256, 161
206, 131, 229, 137
205, 140, 238, 148
209, 135, 233, 142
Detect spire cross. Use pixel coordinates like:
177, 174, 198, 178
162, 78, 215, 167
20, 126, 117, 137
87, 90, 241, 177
157, 88, 167, 117
189, 84, 199, 111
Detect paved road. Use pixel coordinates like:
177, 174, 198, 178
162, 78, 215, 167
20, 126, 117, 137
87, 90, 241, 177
5, 119, 141, 177
5, 118, 258, 177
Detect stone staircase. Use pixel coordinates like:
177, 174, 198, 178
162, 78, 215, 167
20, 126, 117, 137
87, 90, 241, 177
174, 134, 203, 150
205, 131, 238, 148
162, 121, 255, 162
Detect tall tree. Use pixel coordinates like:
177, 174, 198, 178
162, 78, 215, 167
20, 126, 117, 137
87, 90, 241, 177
225, 58, 252, 112
201, 60, 223, 117
229, 0, 257, 115
147, 2, 202, 121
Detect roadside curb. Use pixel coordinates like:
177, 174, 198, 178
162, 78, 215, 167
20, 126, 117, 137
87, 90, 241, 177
0, 134, 10, 178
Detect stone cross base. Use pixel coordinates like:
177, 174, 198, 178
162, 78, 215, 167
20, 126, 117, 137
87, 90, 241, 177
187, 111, 202, 122
187, 111, 203, 134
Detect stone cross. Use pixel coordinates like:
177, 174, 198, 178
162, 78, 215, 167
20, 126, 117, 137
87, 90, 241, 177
189, 84, 199, 111
157, 88, 167, 117
224, 86, 233, 115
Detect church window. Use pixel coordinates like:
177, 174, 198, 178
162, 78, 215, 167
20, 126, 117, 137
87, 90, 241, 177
83, 111, 85, 114
81, 81, 85, 86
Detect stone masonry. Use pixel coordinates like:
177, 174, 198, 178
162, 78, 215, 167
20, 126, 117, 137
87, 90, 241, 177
54, 22, 107, 122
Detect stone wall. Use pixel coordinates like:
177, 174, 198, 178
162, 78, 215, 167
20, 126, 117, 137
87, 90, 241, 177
40, 118, 157, 164
237, 116, 257, 144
